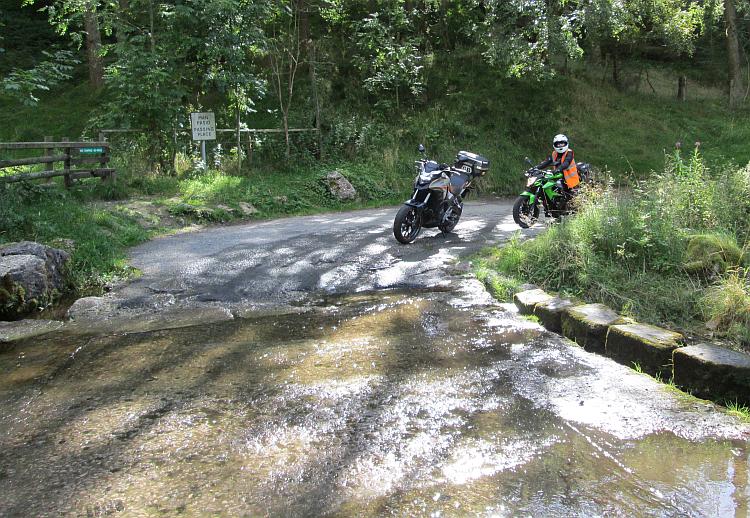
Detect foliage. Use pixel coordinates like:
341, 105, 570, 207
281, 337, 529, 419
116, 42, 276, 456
352, 8, 424, 109
1, 50, 78, 105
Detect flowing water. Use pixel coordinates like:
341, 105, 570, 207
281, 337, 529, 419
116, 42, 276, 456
0, 286, 748, 517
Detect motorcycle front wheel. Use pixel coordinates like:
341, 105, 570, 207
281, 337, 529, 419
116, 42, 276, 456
393, 205, 422, 244
512, 196, 540, 228
438, 205, 462, 233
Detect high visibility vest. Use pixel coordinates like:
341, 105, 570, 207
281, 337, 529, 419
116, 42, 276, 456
552, 150, 580, 188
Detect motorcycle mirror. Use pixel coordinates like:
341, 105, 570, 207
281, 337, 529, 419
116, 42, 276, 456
524, 157, 533, 165
418, 144, 426, 154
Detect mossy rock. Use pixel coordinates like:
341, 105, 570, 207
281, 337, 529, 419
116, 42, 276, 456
673, 343, 750, 406
683, 233, 745, 275
561, 303, 627, 353
606, 323, 684, 378
534, 297, 576, 334
513, 289, 553, 315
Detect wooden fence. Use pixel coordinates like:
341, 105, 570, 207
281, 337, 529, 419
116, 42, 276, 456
98, 127, 321, 167
0, 140, 115, 187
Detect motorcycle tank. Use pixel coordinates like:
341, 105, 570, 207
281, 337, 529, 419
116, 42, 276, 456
449, 171, 469, 193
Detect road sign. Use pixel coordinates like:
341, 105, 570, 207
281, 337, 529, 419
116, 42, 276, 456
190, 112, 216, 141
79, 147, 105, 155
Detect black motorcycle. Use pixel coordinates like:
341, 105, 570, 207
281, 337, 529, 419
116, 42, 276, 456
512, 157, 591, 228
393, 145, 489, 244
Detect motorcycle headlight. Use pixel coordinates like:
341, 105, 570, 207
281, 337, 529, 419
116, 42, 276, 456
419, 172, 434, 183
526, 177, 536, 187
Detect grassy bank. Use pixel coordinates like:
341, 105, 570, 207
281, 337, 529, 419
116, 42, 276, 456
476, 149, 750, 351
0, 162, 404, 300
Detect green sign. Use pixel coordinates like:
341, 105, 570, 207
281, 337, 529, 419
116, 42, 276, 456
79, 147, 105, 155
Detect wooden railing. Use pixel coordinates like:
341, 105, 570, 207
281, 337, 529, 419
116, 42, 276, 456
0, 140, 115, 187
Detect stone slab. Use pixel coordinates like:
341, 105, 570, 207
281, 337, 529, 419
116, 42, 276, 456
0, 319, 64, 349
534, 297, 576, 334
513, 289, 554, 315
673, 343, 750, 406
66, 306, 235, 336
561, 303, 625, 353
606, 323, 684, 378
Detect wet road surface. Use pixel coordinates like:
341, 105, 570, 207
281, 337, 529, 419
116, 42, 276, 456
1, 199, 749, 516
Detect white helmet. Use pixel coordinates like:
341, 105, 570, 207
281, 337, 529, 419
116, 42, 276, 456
553, 134, 569, 154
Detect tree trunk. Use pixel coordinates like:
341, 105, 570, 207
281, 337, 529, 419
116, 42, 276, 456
309, 41, 322, 159
116, 0, 130, 44
725, 0, 744, 108
83, 2, 104, 89
612, 53, 620, 88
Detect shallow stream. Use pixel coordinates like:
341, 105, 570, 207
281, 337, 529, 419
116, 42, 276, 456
0, 288, 748, 517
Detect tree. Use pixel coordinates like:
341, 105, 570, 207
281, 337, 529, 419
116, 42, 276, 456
83, 1, 104, 88
724, 0, 744, 108
352, 8, 425, 109
32, 0, 105, 88
267, 0, 305, 159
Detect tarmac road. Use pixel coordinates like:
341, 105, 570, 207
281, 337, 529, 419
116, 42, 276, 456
115, 197, 536, 311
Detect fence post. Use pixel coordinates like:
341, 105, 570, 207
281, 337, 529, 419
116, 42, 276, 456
62, 137, 72, 189
246, 132, 253, 165
44, 136, 53, 183
677, 76, 687, 102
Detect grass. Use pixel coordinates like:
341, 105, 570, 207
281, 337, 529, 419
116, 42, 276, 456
0, 181, 150, 297
726, 401, 750, 422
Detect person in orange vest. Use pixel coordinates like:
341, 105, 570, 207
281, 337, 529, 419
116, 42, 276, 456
534, 134, 580, 193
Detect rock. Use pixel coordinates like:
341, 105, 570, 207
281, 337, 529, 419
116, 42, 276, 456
215, 204, 235, 213
534, 297, 576, 333
0, 319, 64, 349
238, 202, 259, 216
673, 344, 750, 406
513, 289, 554, 315
606, 323, 684, 378
324, 171, 357, 201
66, 296, 120, 321
67, 304, 234, 335
683, 234, 745, 276
561, 303, 626, 353
0, 242, 70, 317
273, 196, 288, 204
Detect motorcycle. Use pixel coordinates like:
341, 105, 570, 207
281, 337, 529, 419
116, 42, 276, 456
393, 144, 489, 244
512, 158, 591, 229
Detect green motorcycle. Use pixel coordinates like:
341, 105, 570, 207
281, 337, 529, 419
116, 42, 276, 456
512, 158, 591, 229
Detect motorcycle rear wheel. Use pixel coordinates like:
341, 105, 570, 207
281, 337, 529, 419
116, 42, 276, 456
393, 205, 422, 244
512, 197, 540, 228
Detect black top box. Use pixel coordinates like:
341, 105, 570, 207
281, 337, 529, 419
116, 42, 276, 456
455, 151, 489, 176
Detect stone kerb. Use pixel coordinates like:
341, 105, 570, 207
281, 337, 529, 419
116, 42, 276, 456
513, 289, 553, 315
606, 323, 684, 378
533, 297, 576, 334
509, 286, 750, 409
561, 303, 627, 353
673, 344, 750, 406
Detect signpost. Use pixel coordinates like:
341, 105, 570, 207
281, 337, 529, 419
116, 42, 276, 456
190, 112, 216, 167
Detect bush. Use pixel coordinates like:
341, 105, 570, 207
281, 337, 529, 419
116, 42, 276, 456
702, 271, 750, 349
479, 150, 750, 349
